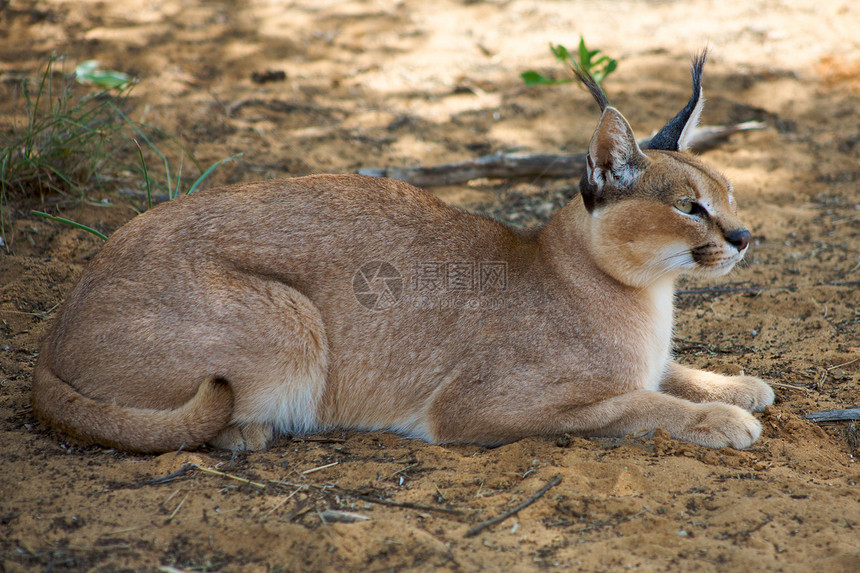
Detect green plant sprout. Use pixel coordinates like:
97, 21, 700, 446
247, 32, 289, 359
75, 60, 133, 90
112, 102, 242, 204
521, 36, 618, 88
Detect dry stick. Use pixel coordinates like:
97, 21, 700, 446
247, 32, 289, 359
146, 464, 195, 485
326, 485, 464, 516
264, 479, 463, 516
358, 122, 765, 187
146, 465, 463, 516
769, 381, 809, 393
164, 494, 188, 524
465, 474, 562, 538
263, 487, 303, 518
805, 407, 860, 423
301, 461, 339, 475
828, 358, 859, 370
189, 464, 266, 488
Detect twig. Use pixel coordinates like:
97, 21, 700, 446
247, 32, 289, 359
302, 461, 339, 475
162, 488, 181, 506
165, 494, 188, 523
805, 407, 860, 423
147, 463, 462, 517
769, 381, 809, 393
259, 479, 463, 516
358, 123, 765, 187
189, 464, 266, 488
465, 474, 562, 537
327, 485, 464, 516
146, 463, 266, 488
263, 487, 302, 518
145, 464, 195, 485
828, 358, 859, 370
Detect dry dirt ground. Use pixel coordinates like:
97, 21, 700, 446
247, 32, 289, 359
1, 1, 859, 571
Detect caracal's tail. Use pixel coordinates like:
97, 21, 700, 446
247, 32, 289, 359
31, 360, 234, 453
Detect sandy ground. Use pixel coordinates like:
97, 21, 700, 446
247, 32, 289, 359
1, 0, 859, 571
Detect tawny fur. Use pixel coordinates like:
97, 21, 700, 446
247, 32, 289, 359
32, 58, 774, 453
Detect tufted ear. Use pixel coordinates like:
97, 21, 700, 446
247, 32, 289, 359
580, 107, 650, 211
645, 51, 707, 152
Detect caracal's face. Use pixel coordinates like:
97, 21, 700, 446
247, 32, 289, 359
589, 150, 750, 289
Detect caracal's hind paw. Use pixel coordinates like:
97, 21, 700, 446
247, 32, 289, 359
209, 422, 273, 451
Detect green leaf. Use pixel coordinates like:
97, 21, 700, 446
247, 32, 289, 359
521, 71, 572, 86
75, 60, 132, 90
550, 43, 571, 64
521, 71, 553, 85
578, 38, 590, 67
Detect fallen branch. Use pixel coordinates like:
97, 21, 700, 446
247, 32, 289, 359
805, 407, 860, 423
465, 474, 562, 537
358, 122, 765, 187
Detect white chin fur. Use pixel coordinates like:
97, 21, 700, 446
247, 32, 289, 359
692, 253, 744, 278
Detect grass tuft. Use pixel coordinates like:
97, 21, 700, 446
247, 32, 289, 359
0, 55, 131, 200
1, 55, 242, 248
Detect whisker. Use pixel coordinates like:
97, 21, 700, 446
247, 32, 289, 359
638, 248, 694, 288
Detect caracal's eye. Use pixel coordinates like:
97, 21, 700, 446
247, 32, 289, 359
674, 197, 694, 214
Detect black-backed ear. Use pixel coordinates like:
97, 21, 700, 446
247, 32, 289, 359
580, 107, 650, 211
644, 51, 707, 152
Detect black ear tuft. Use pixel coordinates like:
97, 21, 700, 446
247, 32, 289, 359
572, 64, 610, 112
644, 51, 707, 152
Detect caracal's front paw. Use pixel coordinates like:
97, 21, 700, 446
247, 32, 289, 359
724, 375, 775, 412
684, 402, 762, 450
209, 423, 273, 451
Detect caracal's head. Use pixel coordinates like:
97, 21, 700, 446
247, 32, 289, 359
576, 52, 751, 289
